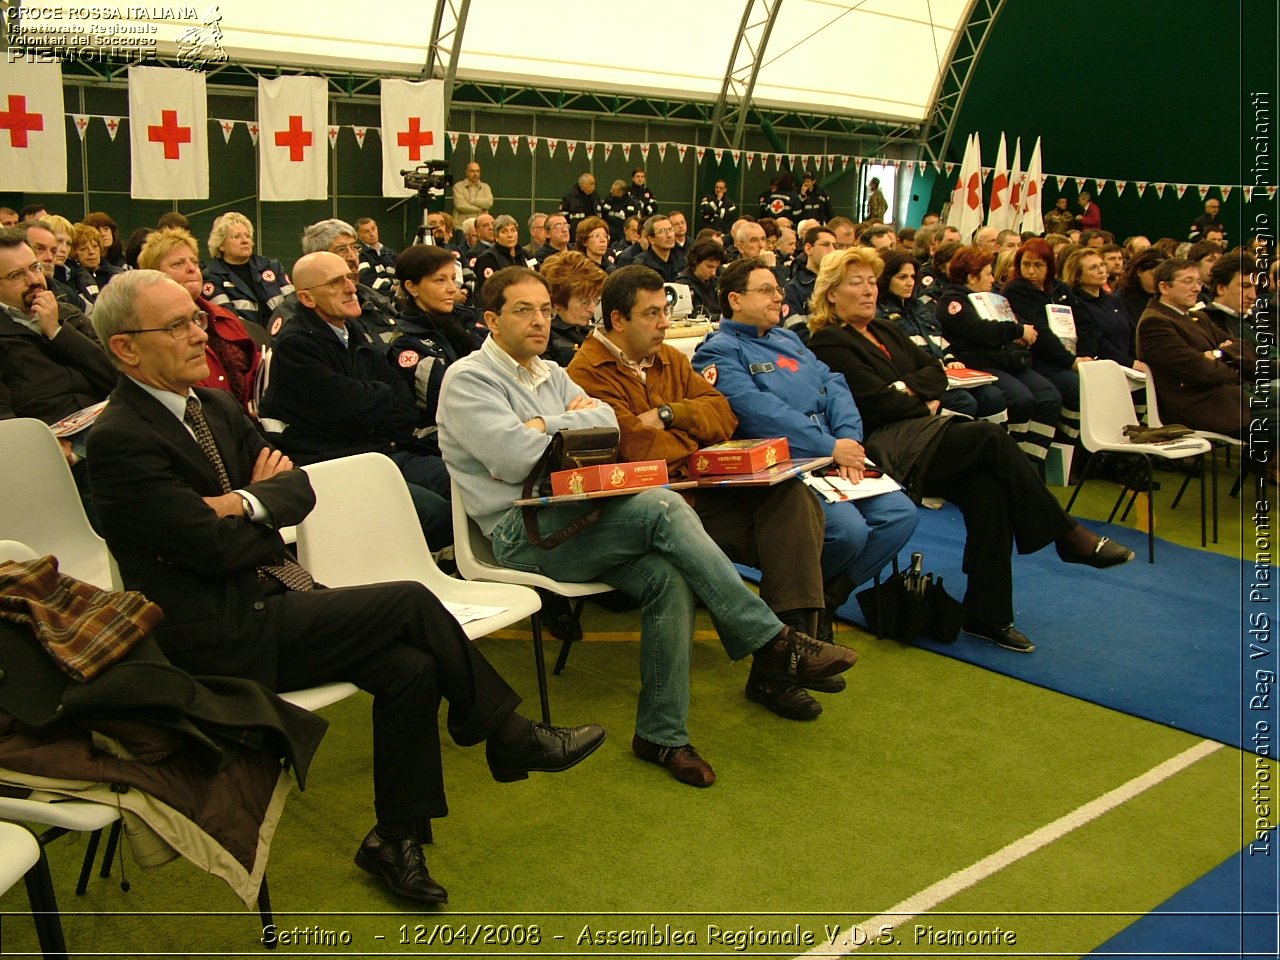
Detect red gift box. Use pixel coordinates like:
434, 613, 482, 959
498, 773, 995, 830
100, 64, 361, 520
550, 459, 670, 495
689, 438, 790, 476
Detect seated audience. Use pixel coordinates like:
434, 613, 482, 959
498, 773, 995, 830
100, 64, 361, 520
1200, 253, 1257, 345
83, 211, 126, 270
875, 249, 1006, 421
439, 266, 858, 787
70, 224, 120, 306
674, 239, 724, 321
473, 215, 528, 304
600, 181, 640, 246
355, 216, 397, 296
1116, 247, 1167, 334
806, 248, 1133, 653
935, 246, 1061, 464
692, 257, 919, 628
1063, 247, 1134, 367
574, 216, 615, 274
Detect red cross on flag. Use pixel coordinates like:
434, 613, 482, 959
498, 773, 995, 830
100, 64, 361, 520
0, 61, 67, 192
380, 78, 444, 197
129, 66, 208, 199
258, 76, 327, 201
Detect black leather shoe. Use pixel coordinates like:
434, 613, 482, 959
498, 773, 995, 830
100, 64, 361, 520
965, 622, 1035, 653
1055, 535, 1135, 569
745, 671, 822, 719
355, 828, 448, 904
486, 721, 606, 783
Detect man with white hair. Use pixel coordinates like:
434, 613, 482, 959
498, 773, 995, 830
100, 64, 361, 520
559, 173, 603, 230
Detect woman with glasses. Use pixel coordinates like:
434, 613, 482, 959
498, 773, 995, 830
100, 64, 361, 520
1063, 247, 1133, 367
574, 216, 615, 274
693, 256, 919, 642
139, 228, 261, 414
202, 212, 295, 329
806, 248, 1133, 654
539, 251, 606, 367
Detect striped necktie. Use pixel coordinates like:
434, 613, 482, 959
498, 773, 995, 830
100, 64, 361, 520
183, 395, 314, 592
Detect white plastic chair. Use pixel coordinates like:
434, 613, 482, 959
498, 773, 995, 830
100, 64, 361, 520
449, 478, 612, 687
1066, 361, 1212, 562
0, 418, 118, 590
296, 455, 549, 719
1144, 367, 1245, 542
0, 821, 66, 958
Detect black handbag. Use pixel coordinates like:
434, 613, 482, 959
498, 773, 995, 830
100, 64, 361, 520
521, 427, 620, 549
995, 342, 1033, 372
855, 552, 964, 644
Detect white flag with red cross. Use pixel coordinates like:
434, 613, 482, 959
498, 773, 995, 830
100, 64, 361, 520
0, 61, 67, 192
129, 66, 208, 200
380, 78, 445, 197
258, 75, 327, 201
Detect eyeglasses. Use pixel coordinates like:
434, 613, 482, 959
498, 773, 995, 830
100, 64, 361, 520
651, 227, 675, 236
329, 242, 361, 257
506, 304, 555, 321
1171, 276, 1202, 287
117, 310, 209, 341
303, 272, 360, 292
746, 284, 783, 298
0, 262, 44, 283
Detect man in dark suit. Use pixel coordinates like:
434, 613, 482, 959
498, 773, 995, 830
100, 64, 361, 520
86, 270, 604, 905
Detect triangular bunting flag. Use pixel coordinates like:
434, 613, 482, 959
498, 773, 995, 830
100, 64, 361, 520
72, 114, 90, 141
640, 143, 650, 162
218, 119, 235, 143
525, 135, 537, 153
745, 152, 754, 169
677, 143, 688, 163
247, 122, 259, 146
1268, 186, 1278, 202
566, 139, 577, 161
732, 150, 742, 166
1056, 175, 1067, 190
508, 135, 520, 153
696, 147, 705, 163
657, 142, 667, 162
1154, 183, 1166, 198
353, 126, 367, 148
103, 116, 122, 141
448, 132, 459, 151
327, 126, 339, 149
917, 160, 927, 175
1135, 181, 1147, 197
1221, 185, 1232, 202
1174, 183, 1189, 199
585, 142, 595, 161
545, 137, 558, 156
1114, 180, 1127, 196
1197, 184, 1210, 201
1095, 179, 1107, 194
468, 133, 479, 151
945, 162, 956, 174
713, 148, 723, 164
1244, 186, 1254, 202
487, 134, 500, 154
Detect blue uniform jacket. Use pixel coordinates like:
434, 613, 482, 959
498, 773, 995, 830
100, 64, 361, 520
691, 319, 864, 459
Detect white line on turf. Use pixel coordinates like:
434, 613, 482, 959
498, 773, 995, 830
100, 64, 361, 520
793, 739, 1224, 959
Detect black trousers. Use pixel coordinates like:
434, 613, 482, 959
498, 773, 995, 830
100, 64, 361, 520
693, 480, 826, 614
269, 581, 520, 825
920, 421, 1074, 624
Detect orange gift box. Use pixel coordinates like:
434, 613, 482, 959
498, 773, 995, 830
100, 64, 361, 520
689, 438, 790, 476
550, 460, 670, 495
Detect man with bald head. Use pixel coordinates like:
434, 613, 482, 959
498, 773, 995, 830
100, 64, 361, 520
259, 251, 452, 548
452, 161, 494, 219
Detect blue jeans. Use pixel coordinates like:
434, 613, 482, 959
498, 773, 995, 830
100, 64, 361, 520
490, 487, 782, 746
820, 489, 918, 586
388, 450, 452, 551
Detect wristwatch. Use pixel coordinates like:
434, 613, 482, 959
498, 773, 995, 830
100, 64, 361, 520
657, 404, 674, 427
238, 494, 254, 519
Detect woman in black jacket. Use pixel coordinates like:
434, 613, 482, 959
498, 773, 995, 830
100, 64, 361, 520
807, 248, 1132, 654
1063, 247, 1134, 366
472, 215, 528, 306
1001, 238, 1082, 442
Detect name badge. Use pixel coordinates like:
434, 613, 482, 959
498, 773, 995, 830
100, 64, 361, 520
749, 362, 776, 375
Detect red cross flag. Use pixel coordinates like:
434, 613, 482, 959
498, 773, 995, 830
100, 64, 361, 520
258, 76, 327, 201
0, 61, 67, 192
380, 78, 444, 197
129, 66, 208, 199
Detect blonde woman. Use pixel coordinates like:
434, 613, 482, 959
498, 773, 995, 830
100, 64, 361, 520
202, 212, 293, 327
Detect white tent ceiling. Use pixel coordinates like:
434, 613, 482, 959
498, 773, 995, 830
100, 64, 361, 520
38, 0, 970, 123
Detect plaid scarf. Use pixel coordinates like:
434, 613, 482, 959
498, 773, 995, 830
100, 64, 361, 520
0, 556, 163, 682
